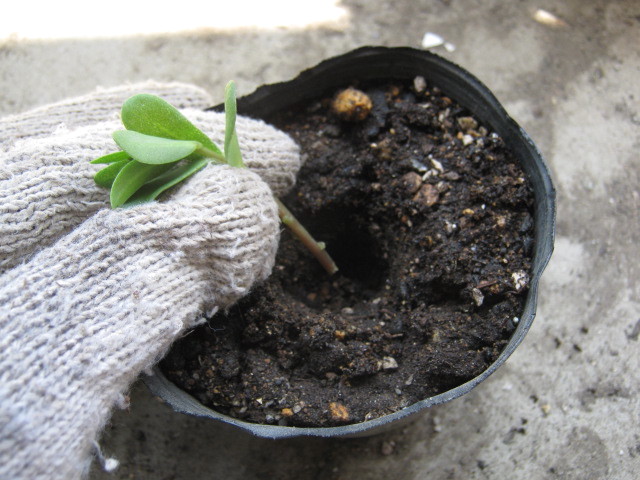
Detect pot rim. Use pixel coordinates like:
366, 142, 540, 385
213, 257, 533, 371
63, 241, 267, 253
145, 46, 556, 439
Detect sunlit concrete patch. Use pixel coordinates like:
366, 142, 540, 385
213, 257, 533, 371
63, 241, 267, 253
0, 0, 350, 40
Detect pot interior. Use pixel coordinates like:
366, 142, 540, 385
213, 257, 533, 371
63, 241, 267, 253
146, 46, 556, 439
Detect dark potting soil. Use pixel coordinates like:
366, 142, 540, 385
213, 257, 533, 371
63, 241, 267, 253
161, 79, 535, 427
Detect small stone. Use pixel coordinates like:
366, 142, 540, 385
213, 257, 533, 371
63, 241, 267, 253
421, 169, 437, 180
400, 172, 423, 195
472, 288, 484, 307
533, 8, 568, 28
382, 356, 399, 370
444, 220, 457, 234
329, 402, 350, 422
433, 415, 443, 432
293, 403, 304, 414
413, 183, 439, 206
364, 412, 377, 421
281, 408, 294, 417
332, 88, 373, 122
411, 158, 429, 172
541, 404, 551, 416
381, 441, 396, 456
334, 330, 346, 341
462, 134, 474, 146
457, 116, 478, 131
413, 75, 427, 93
421, 32, 445, 49
429, 157, 444, 172
511, 270, 529, 292
102, 458, 119, 473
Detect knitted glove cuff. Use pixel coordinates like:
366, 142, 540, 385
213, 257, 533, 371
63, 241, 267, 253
0, 165, 279, 479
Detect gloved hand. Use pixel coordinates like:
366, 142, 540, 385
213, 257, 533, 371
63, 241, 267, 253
0, 82, 300, 479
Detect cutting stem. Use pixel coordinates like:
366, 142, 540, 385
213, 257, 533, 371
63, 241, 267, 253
275, 197, 338, 275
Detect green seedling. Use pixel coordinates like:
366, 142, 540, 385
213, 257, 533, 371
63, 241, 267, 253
92, 81, 338, 275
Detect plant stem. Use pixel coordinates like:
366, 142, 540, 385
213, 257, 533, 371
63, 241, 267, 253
275, 197, 339, 275
197, 148, 338, 275
197, 146, 227, 164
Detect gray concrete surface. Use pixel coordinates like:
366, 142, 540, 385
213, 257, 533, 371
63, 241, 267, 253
2, 1, 638, 478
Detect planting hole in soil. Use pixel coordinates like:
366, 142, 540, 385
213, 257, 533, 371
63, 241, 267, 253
161, 77, 535, 428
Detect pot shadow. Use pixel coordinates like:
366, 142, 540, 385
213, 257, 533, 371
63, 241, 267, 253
90, 376, 493, 480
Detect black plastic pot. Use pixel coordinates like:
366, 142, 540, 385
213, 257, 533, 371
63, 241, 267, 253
144, 46, 556, 438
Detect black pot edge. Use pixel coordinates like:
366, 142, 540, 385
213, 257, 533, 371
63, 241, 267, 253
145, 46, 556, 439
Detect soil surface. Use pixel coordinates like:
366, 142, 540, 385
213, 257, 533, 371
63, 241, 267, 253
161, 79, 534, 427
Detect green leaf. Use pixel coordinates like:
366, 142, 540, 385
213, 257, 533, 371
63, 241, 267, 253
91, 150, 130, 164
110, 160, 173, 208
224, 81, 244, 168
125, 157, 209, 206
121, 94, 222, 154
112, 130, 201, 165
94, 159, 131, 188
225, 131, 243, 168
223, 82, 236, 158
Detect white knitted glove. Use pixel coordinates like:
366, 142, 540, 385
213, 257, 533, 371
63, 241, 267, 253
0, 83, 300, 479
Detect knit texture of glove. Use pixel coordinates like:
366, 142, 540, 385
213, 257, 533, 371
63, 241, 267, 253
0, 84, 300, 272
0, 83, 301, 479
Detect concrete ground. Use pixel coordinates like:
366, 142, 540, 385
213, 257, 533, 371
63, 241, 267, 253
2, 0, 638, 478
